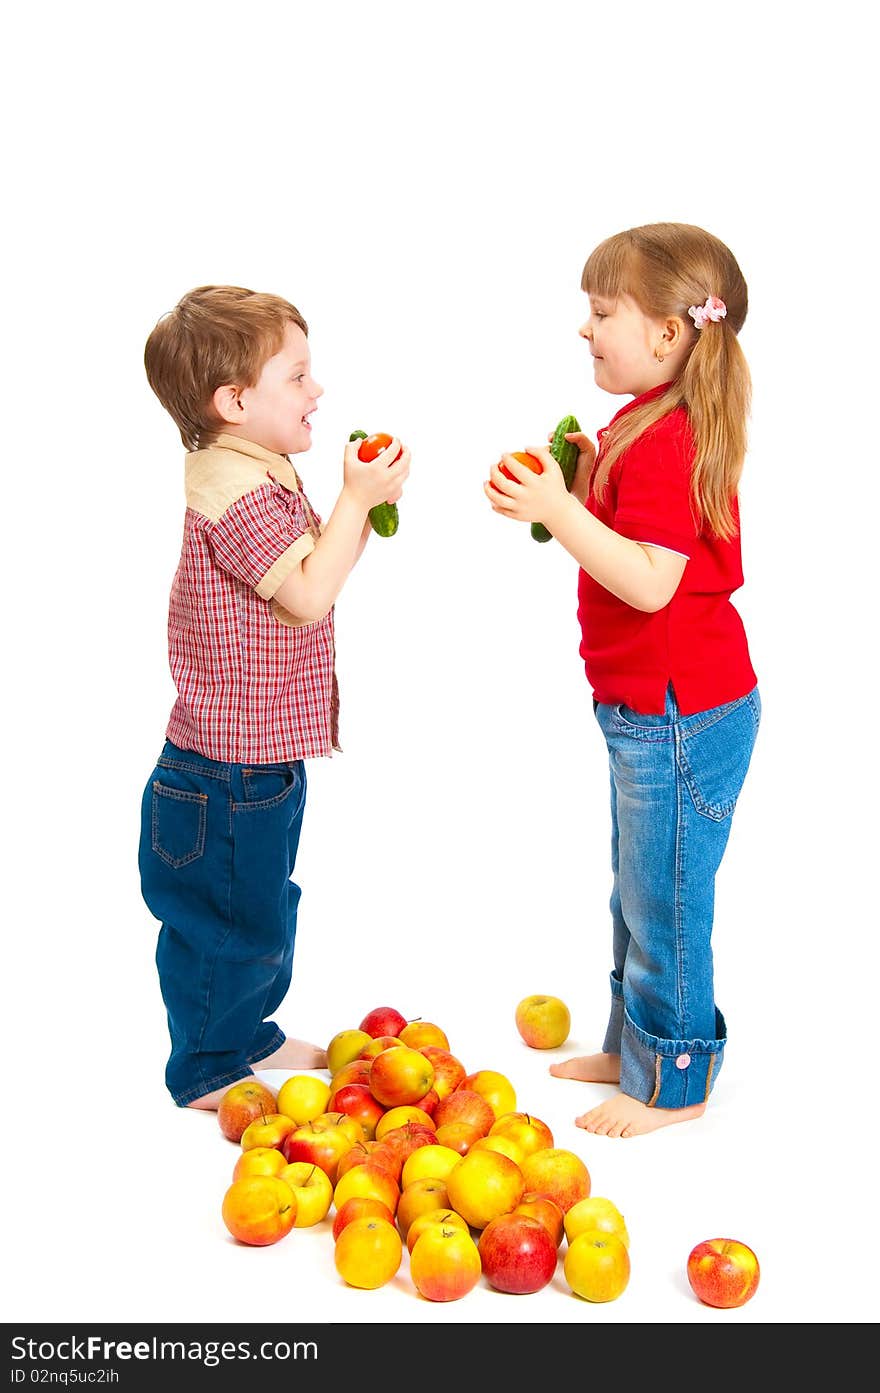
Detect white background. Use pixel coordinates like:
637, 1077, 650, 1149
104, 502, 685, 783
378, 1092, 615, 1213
4, 0, 877, 1331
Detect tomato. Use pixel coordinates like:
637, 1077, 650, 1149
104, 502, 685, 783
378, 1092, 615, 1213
499, 451, 544, 482
357, 432, 403, 464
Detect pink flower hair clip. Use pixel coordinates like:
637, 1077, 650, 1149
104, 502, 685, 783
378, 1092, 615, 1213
688, 295, 727, 329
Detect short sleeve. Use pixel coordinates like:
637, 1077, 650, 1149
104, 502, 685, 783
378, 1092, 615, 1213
206, 481, 317, 595
613, 411, 697, 556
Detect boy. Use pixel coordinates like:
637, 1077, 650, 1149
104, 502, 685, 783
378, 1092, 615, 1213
139, 285, 410, 1109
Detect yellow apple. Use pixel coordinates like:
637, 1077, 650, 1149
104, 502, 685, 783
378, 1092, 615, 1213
400, 1144, 463, 1189
374, 1105, 435, 1139
564, 1196, 630, 1248
460, 1070, 516, 1120
468, 1133, 526, 1166
445, 1146, 525, 1229
409, 1223, 482, 1301
564, 1230, 630, 1302
326, 1028, 373, 1076
276, 1074, 332, 1125
515, 994, 571, 1049
277, 1160, 334, 1227
232, 1146, 289, 1182
489, 1111, 554, 1157
520, 1147, 591, 1214
239, 1113, 297, 1153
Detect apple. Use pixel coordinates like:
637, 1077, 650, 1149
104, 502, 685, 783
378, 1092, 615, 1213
519, 1147, 591, 1214
277, 1161, 334, 1228
687, 1238, 760, 1308
433, 1088, 495, 1138
359, 1005, 408, 1038
334, 1215, 403, 1289
478, 1211, 559, 1294
398, 1020, 450, 1051
375, 1105, 435, 1140
400, 1143, 463, 1189
434, 1121, 483, 1156
239, 1112, 297, 1154
368, 1046, 435, 1107
217, 1080, 278, 1143
275, 1074, 331, 1126
332, 1195, 395, 1243
326, 1028, 372, 1076
405, 1206, 469, 1254
515, 994, 571, 1049
311, 1111, 367, 1145
232, 1146, 289, 1182
409, 1223, 482, 1302
468, 1133, 526, 1166
395, 1178, 452, 1237
489, 1111, 554, 1158
564, 1230, 630, 1302
459, 1069, 516, 1120
363, 1139, 405, 1184
412, 1087, 440, 1117
445, 1146, 525, 1230
357, 1034, 401, 1060
334, 1139, 379, 1181
564, 1196, 630, 1248
221, 1175, 297, 1246
515, 1192, 566, 1248
282, 1121, 353, 1183
327, 1082, 386, 1139
332, 1159, 401, 1218
376, 1121, 436, 1167
419, 1047, 466, 1101
329, 1057, 374, 1092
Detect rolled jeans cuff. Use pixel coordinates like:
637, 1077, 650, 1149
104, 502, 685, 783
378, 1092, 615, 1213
620, 1005, 727, 1107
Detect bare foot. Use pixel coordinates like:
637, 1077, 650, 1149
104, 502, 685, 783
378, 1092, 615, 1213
186, 1077, 253, 1111
575, 1091, 707, 1138
254, 1038, 328, 1071
549, 1053, 621, 1084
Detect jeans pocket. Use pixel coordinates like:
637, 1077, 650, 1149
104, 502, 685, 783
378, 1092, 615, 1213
676, 693, 760, 821
151, 782, 207, 868
238, 762, 304, 812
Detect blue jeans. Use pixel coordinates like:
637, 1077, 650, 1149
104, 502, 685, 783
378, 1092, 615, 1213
594, 686, 761, 1107
138, 741, 307, 1105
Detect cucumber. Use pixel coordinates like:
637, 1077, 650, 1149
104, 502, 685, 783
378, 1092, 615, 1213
531, 414, 581, 543
349, 430, 400, 538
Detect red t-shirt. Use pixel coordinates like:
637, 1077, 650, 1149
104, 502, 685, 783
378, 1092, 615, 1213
577, 384, 757, 716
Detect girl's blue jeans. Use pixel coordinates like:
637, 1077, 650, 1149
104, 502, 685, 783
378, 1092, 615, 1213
594, 685, 761, 1108
138, 740, 307, 1106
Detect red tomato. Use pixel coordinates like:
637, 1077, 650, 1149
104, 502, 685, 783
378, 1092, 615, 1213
499, 451, 544, 482
358, 432, 403, 464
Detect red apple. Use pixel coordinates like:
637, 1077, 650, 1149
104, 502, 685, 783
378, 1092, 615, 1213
687, 1238, 760, 1308
327, 1083, 386, 1139
419, 1047, 467, 1101
514, 1192, 566, 1248
519, 1147, 591, 1214
217, 1080, 279, 1143
433, 1088, 495, 1138
357, 1035, 401, 1060
281, 1121, 352, 1184
478, 1211, 559, 1294
359, 1005, 408, 1038
368, 1045, 435, 1107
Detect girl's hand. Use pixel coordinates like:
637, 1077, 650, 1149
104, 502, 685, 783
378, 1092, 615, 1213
343, 436, 411, 511
547, 428, 596, 505
484, 443, 568, 527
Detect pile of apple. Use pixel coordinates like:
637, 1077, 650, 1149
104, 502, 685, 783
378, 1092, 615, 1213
219, 1003, 634, 1303
218, 1004, 760, 1308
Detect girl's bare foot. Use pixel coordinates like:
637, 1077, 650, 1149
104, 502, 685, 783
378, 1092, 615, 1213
549, 1052, 621, 1084
576, 1092, 706, 1138
254, 1038, 328, 1071
186, 1078, 253, 1111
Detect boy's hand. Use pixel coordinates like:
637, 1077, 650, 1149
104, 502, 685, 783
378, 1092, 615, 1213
343, 436, 411, 511
484, 444, 569, 528
549, 428, 596, 505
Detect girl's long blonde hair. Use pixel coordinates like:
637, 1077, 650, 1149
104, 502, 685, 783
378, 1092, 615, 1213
583, 223, 751, 540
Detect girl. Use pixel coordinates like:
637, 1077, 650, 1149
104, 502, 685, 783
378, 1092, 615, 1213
485, 223, 760, 1138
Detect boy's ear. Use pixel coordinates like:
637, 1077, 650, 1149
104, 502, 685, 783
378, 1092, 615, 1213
212, 383, 245, 425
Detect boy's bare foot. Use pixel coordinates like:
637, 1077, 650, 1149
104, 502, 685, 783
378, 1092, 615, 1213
254, 1038, 328, 1071
575, 1092, 707, 1138
186, 1077, 253, 1111
549, 1052, 621, 1084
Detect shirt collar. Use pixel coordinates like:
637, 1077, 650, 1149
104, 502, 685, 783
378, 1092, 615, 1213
207, 433, 302, 492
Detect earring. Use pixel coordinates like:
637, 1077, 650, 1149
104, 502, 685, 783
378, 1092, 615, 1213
655, 349, 665, 363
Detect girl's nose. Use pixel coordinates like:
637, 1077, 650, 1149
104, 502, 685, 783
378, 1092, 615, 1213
579, 321, 592, 341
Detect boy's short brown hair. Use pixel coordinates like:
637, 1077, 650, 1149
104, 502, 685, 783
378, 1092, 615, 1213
144, 285, 308, 450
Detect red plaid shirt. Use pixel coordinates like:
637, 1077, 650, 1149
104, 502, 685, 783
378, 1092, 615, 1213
164, 433, 340, 763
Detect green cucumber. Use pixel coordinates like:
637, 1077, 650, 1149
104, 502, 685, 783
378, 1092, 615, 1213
349, 430, 399, 538
531, 414, 581, 543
